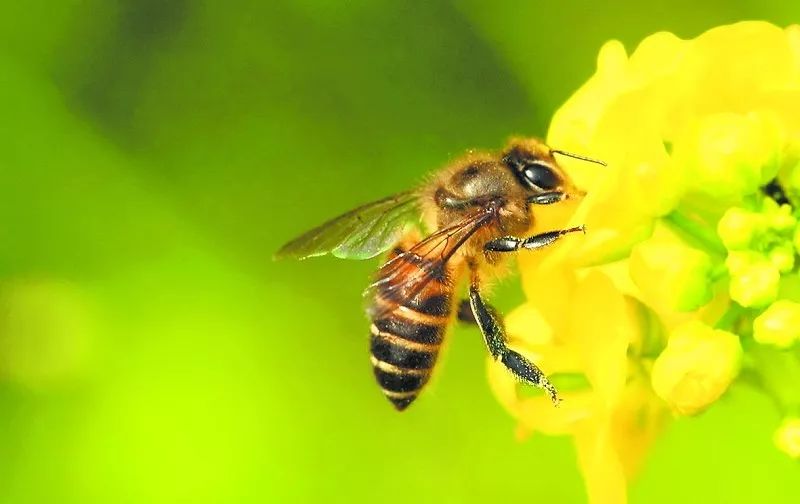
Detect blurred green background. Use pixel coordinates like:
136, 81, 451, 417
1, 1, 799, 502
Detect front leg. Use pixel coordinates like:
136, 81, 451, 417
527, 191, 568, 205
468, 271, 560, 405
484, 225, 585, 253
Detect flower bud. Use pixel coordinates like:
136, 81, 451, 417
753, 300, 800, 348
630, 239, 714, 312
793, 225, 800, 256
765, 202, 796, 233
725, 250, 762, 275
677, 112, 782, 201
773, 417, 800, 459
768, 245, 795, 273
717, 207, 762, 250
651, 321, 742, 416
728, 257, 780, 308
785, 159, 800, 193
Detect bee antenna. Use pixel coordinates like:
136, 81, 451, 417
550, 149, 607, 167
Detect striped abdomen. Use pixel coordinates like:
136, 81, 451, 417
369, 246, 453, 411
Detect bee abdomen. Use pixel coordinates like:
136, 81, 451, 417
370, 323, 444, 411
369, 274, 452, 411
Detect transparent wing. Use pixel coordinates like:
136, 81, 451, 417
367, 209, 494, 319
275, 191, 420, 260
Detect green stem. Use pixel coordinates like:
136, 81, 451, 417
714, 302, 743, 332
663, 210, 727, 258
736, 367, 787, 415
709, 262, 729, 282
747, 344, 800, 416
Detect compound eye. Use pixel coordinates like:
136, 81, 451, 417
522, 163, 559, 190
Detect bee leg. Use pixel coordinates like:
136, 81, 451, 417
468, 275, 560, 405
527, 191, 567, 205
457, 298, 501, 325
457, 299, 477, 324
484, 225, 585, 253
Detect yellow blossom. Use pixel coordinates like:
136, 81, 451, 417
673, 111, 783, 201
717, 206, 764, 250
629, 230, 714, 312
773, 417, 800, 459
546, 21, 800, 266
650, 321, 742, 416
491, 267, 667, 504
753, 300, 800, 348
489, 21, 800, 503
768, 244, 795, 273
793, 224, 800, 255
728, 257, 781, 308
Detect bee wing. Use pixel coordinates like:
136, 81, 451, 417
367, 209, 494, 318
275, 191, 420, 260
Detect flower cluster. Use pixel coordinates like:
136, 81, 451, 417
489, 22, 800, 503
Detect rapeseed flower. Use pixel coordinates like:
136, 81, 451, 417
490, 21, 800, 504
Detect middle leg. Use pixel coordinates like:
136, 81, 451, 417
467, 266, 560, 405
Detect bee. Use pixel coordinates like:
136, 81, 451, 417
276, 138, 604, 411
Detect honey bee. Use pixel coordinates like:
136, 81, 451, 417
276, 138, 604, 411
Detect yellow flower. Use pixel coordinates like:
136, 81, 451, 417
546, 21, 800, 266
717, 206, 764, 250
728, 257, 781, 308
629, 229, 714, 312
674, 111, 784, 201
773, 417, 800, 459
489, 21, 800, 504
753, 300, 800, 348
650, 321, 742, 415
490, 267, 668, 504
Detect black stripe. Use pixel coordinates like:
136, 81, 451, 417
387, 395, 415, 411
374, 316, 443, 344
412, 293, 451, 316
373, 367, 427, 393
370, 335, 437, 369
394, 293, 451, 317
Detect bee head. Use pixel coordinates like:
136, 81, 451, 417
501, 138, 603, 198
502, 138, 572, 193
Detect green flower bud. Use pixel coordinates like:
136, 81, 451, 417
729, 257, 781, 308
760, 196, 779, 214
785, 159, 800, 192
676, 112, 782, 201
784, 160, 800, 205
725, 250, 762, 276
651, 321, 741, 416
630, 239, 714, 312
792, 225, 800, 256
753, 300, 800, 348
717, 207, 762, 250
766, 203, 796, 233
768, 245, 795, 273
